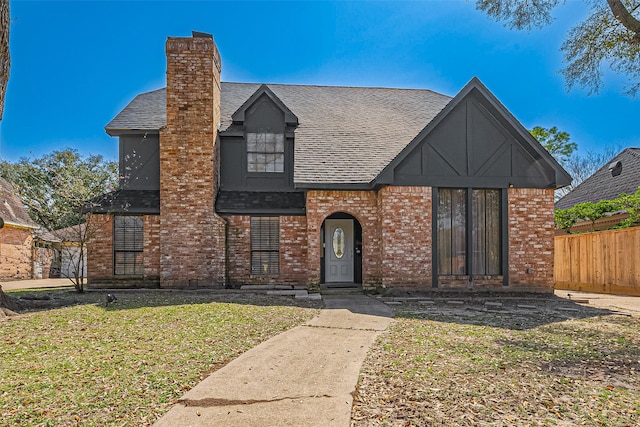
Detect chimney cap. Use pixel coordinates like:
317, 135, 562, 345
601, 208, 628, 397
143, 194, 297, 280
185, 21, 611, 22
192, 31, 213, 39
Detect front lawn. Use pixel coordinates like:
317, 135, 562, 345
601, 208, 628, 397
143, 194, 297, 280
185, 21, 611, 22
353, 300, 640, 426
0, 289, 320, 426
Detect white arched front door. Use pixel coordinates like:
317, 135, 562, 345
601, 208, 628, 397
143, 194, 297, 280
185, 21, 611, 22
324, 219, 354, 283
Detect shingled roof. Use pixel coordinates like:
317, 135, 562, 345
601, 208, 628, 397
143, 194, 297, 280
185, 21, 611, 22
106, 83, 452, 185
0, 177, 39, 228
555, 148, 640, 210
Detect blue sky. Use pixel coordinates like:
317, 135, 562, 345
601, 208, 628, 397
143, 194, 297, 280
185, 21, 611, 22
0, 0, 638, 163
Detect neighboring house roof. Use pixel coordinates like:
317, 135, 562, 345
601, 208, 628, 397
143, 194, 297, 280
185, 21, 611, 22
555, 148, 640, 210
0, 177, 39, 229
36, 223, 86, 243
106, 82, 453, 185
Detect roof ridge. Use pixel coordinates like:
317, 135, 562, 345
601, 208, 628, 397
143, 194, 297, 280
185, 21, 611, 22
132, 82, 453, 100
625, 147, 640, 159
221, 81, 451, 97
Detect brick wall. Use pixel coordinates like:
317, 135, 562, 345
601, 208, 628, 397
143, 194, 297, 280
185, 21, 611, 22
85, 186, 556, 291
87, 214, 112, 285
143, 215, 161, 283
87, 214, 162, 288
379, 186, 432, 287
225, 215, 308, 287
0, 226, 34, 280
159, 35, 226, 287
306, 190, 382, 289
508, 187, 555, 292
225, 215, 251, 286
279, 216, 308, 284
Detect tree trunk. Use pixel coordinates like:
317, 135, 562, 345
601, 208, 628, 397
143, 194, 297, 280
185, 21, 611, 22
607, 0, 640, 42
0, 285, 19, 316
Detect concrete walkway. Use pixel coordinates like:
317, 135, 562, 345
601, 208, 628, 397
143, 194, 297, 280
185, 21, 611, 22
154, 294, 393, 427
555, 289, 640, 314
0, 278, 72, 291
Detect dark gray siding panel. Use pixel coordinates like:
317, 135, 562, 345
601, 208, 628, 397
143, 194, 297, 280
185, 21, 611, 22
220, 136, 244, 189
245, 94, 286, 133
119, 134, 160, 190
392, 90, 557, 188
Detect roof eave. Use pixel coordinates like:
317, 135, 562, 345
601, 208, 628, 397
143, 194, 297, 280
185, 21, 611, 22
1, 220, 40, 230
294, 182, 375, 190
105, 128, 162, 137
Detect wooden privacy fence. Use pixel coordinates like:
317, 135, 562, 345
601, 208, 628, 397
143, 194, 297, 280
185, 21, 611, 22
554, 226, 640, 296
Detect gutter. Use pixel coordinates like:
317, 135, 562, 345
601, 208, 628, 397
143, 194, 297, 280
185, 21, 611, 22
0, 218, 40, 230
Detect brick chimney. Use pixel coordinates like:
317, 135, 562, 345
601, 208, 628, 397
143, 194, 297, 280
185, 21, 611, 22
159, 32, 226, 287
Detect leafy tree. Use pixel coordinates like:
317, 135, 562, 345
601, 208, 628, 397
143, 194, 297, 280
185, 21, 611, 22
531, 125, 577, 164
615, 187, 640, 227
0, 149, 117, 292
554, 186, 640, 232
476, 0, 640, 96
554, 206, 580, 232
530, 125, 618, 199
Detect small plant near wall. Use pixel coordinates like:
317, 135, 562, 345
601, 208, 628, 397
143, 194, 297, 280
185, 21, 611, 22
555, 187, 640, 233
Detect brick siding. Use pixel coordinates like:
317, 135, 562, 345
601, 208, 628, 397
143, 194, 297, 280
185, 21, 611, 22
87, 214, 161, 288
225, 215, 308, 287
379, 186, 432, 287
0, 226, 34, 280
508, 187, 555, 292
159, 36, 226, 287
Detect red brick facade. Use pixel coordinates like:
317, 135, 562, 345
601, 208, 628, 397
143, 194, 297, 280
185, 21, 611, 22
0, 226, 34, 280
158, 36, 226, 287
87, 214, 161, 288
224, 215, 308, 287
508, 187, 555, 290
87, 187, 555, 292
379, 186, 432, 287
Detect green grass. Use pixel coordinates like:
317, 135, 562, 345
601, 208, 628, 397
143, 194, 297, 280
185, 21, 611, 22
0, 290, 320, 426
353, 308, 640, 426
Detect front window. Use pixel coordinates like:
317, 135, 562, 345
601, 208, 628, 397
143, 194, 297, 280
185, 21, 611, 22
247, 132, 284, 173
472, 189, 501, 275
437, 188, 501, 276
437, 188, 467, 275
250, 217, 279, 274
113, 215, 143, 275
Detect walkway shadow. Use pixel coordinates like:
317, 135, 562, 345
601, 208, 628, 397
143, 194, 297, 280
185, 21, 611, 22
322, 294, 394, 318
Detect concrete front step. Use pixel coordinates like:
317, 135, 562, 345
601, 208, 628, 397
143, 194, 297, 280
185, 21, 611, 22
319, 288, 364, 295
267, 290, 308, 297
240, 285, 308, 292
